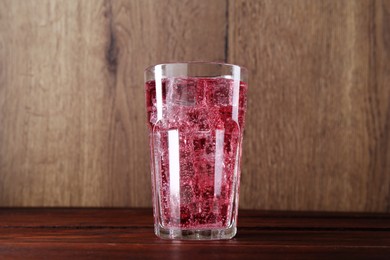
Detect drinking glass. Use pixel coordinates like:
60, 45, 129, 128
144, 62, 248, 240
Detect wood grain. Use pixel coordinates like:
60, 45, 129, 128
0, 0, 389, 211
1, 208, 390, 229
229, 0, 390, 212
0, 0, 226, 207
0, 208, 389, 259
366, 0, 390, 211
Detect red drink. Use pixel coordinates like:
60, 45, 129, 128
146, 77, 247, 230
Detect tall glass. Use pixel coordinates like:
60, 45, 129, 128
144, 62, 248, 240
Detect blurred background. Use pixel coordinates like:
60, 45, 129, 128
0, 0, 389, 212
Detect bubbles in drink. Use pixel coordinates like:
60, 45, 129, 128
145, 77, 247, 229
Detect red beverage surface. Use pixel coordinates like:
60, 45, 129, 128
145, 77, 247, 229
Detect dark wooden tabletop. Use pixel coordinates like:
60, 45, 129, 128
0, 208, 389, 259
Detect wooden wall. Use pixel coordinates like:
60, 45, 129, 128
0, 0, 389, 211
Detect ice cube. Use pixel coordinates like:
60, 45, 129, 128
210, 79, 233, 106
195, 159, 214, 176
167, 78, 197, 106
193, 136, 206, 152
196, 79, 206, 105
149, 105, 157, 125
188, 109, 210, 131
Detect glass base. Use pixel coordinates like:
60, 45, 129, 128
155, 224, 237, 240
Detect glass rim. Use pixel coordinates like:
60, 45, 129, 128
144, 61, 248, 74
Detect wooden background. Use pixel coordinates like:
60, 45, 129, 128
0, 0, 389, 212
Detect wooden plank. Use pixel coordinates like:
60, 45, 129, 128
0, 208, 389, 230
1, 0, 388, 212
106, 0, 227, 207
1, 228, 390, 247
0, 0, 227, 207
365, 0, 390, 211
0, 243, 388, 260
229, 0, 390, 211
0, 0, 110, 207
0, 209, 389, 259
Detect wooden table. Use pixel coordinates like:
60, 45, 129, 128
0, 208, 389, 259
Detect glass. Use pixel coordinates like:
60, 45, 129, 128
144, 62, 248, 240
